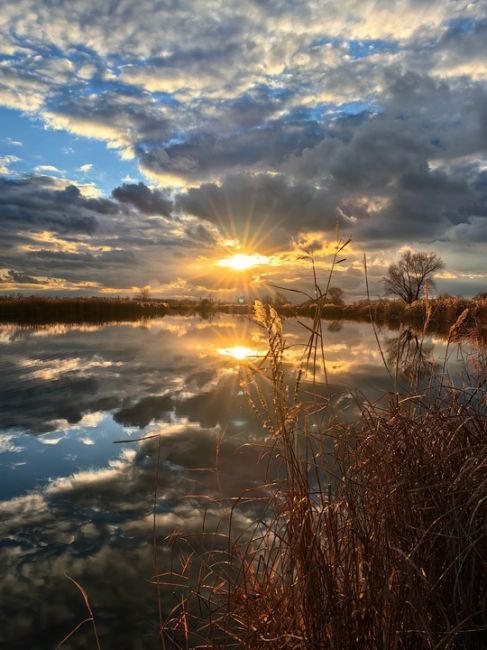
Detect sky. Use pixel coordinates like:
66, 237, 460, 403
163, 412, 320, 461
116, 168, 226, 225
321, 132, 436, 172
0, 0, 486, 301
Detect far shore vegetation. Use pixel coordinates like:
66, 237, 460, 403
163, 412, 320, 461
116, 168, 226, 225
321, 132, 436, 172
1, 291, 486, 340
2, 252, 486, 336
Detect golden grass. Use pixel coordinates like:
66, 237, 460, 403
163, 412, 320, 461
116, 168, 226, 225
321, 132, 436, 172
156, 248, 487, 649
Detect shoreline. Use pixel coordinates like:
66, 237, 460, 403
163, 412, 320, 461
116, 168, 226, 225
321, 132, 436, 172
0, 295, 485, 338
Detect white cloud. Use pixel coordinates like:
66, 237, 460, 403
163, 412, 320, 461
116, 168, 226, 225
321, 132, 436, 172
0, 433, 24, 453
0, 155, 20, 174
34, 164, 62, 174
4, 138, 23, 146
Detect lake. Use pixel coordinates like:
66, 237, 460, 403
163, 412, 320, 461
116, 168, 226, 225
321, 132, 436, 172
0, 315, 476, 648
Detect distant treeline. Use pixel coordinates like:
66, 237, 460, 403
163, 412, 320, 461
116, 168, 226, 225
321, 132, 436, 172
1, 295, 486, 338
0, 295, 169, 324
0, 295, 254, 324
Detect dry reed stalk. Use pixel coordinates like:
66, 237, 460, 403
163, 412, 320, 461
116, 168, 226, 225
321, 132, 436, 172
158, 247, 486, 649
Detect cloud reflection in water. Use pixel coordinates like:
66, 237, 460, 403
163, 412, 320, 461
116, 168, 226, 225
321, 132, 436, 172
0, 315, 468, 648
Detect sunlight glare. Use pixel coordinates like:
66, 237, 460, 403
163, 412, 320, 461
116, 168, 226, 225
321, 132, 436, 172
218, 345, 264, 360
217, 253, 268, 271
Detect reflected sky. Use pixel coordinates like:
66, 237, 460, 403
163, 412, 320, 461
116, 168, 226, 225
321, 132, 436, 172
0, 315, 477, 648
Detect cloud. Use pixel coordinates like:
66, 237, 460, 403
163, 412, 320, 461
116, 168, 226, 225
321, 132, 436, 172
112, 182, 173, 217
0, 176, 107, 236
42, 90, 173, 159
34, 164, 62, 173
176, 172, 348, 248
138, 113, 325, 183
444, 216, 487, 243
78, 163, 93, 173
0, 2, 486, 293
4, 138, 23, 146
0, 174, 221, 293
432, 17, 487, 80
0, 155, 20, 174
1, 269, 43, 285
0, 63, 46, 111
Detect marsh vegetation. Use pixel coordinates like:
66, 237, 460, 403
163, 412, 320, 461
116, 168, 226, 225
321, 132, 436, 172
152, 248, 486, 649
156, 303, 486, 649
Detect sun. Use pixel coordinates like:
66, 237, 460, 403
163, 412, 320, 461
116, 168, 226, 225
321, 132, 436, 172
217, 253, 268, 271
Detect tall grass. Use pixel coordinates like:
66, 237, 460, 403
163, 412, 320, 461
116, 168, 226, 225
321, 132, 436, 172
157, 249, 486, 648
221, 306, 487, 648
296, 296, 487, 340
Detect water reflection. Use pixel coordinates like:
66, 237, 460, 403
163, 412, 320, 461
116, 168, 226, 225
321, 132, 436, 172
385, 328, 436, 382
217, 345, 266, 360
0, 315, 473, 648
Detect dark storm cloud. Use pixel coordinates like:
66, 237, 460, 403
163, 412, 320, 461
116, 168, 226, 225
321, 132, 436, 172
0, 174, 214, 291
383, 72, 487, 156
172, 104, 487, 249
5, 249, 137, 280
138, 118, 325, 182
445, 217, 487, 243
133, 68, 487, 250
262, 74, 487, 246
353, 167, 487, 244
112, 182, 173, 216
285, 71, 487, 179
285, 115, 432, 191
0, 176, 108, 235
176, 173, 347, 247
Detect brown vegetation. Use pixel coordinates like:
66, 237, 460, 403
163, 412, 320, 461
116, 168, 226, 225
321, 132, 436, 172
153, 238, 486, 648
0, 295, 168, 324
296, 295, 487, 339
158, 303, 487, 649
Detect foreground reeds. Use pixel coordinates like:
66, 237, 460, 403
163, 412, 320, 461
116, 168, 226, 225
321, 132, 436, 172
158, 252, 486, 648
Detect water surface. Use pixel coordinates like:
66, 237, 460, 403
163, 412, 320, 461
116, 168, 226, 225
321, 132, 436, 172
0, 315, 474, 648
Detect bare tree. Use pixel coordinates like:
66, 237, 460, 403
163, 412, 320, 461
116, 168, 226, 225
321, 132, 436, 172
135, 286, 150, 301
327, 286, 345, 306
384, 251, 444, 304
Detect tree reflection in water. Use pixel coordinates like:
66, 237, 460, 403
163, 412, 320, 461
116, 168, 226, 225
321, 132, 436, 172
385, 328, 436, 383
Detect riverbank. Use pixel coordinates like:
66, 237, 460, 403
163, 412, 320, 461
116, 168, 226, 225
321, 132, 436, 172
2, 295, 485, 339
0, 295, 169, 324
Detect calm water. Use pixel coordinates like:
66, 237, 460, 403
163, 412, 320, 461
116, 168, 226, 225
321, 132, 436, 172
0, 315, 474, 648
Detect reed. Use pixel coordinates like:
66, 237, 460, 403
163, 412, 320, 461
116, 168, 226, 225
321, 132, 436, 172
158, 250, 486, 648
296, 296, 487, 339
